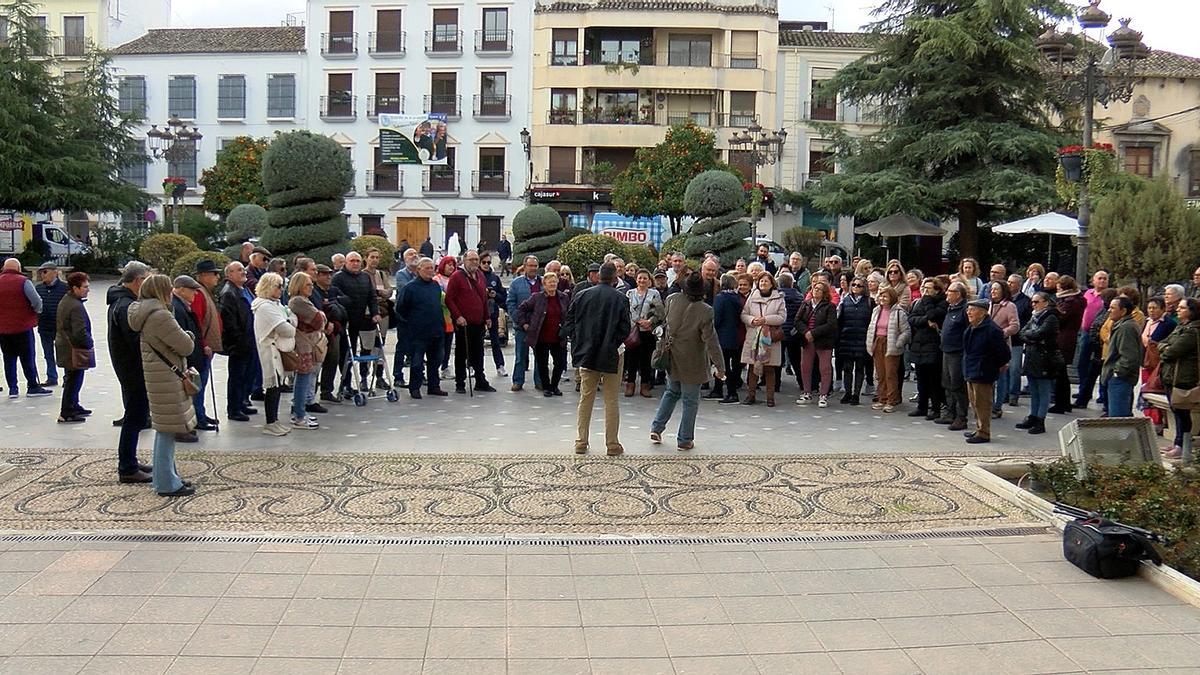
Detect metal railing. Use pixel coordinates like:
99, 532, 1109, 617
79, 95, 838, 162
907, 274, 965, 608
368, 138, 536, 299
423, 94, 461, 118
368, 31, 406, 55
534, 169, 615, 186
425, 30, 462, 55
474, 29, 512, 53
321, 32, 358, 56
472, 94, 511, 119
548, 51, 763, 69
51, 35, 88, 57
471, 170, 509, 195
319, 94, 357, 119
581, 108, 655, 125
547, 109, 757, 128
366, 170, 403, 195
367, 94, 405, 117
422, 169, 460, 195
802, 100, 883, 124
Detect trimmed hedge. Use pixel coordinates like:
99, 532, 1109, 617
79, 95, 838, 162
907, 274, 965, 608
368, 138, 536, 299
296, 242, 351, 269
226, 204, 268, 244
267, 199, 345, 229
259, 218, 349, 254
683, 171, 751, 268
684, 170, 745, 218
558, 234, 627, 274
139, 233, 199, 272
623, 244, 658, 271
660, 232, 691, 257
348, 235, 396, 266
266, 185, 319, 209
512, 204, 563, 239
261, 130, 354, 198
170, 250, 231, 279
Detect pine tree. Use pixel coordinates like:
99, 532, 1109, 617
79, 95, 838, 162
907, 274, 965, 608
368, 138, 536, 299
803, 0, 1070, 260
1091, 178, 1200, 290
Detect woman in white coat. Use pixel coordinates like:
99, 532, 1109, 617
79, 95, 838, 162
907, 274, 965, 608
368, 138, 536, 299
252, 272, 298, 436
740, 273, 787, 407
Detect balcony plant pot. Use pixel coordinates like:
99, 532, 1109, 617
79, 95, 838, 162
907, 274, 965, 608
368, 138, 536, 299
1059, 152, 1084, 182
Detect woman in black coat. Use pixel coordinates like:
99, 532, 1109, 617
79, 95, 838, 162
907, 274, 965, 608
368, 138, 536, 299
836, 276, 874, 405
907, 278, 948, 420
794, 280, 838, 407
1016, 292, 1061, 434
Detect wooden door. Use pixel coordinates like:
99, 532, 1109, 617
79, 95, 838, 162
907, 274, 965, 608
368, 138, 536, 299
394, 217, 429, 247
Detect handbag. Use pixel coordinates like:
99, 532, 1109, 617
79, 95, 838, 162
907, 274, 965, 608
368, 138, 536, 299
651, 301, 691, 371
1169, 338, 1200, 409
148, 345, 201, 397
280, 348, 302, 372
1058, 506, 1163, 579
69, 347, 94, 371
624, 292, 649, 349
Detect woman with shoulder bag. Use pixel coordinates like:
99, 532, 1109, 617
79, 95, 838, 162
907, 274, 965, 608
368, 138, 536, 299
252, 272, 298, 436
624, 270, 665, 398
127, 274, 198, 497
740, 273, 786, 406
55, 272, 94, 423
1157, 297, 1200, 459
650, 274, 724, 450
793, 280, 839, 408
287, 272, 328, 431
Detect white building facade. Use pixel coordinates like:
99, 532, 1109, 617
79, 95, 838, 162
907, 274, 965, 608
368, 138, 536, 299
110, 27, 309, 226
304, 0, 533, 252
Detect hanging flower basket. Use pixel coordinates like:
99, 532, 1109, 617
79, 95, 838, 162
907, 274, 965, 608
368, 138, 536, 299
1059, 152, 1083, 182
162, 176, 187, 198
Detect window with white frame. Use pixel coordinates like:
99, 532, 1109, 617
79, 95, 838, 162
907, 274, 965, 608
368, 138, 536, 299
118, 76, 146, 118
218, 75, 246, 119
168, 75, 196, 119
267, 74, 296, 118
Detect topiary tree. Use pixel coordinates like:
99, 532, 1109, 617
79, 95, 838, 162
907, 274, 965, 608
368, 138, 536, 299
512, 204, 569, 266
348, 234, 396, 268
557, 233, 628, 274
623, 243, 658, 271
1091, 177, 1200, 292
682, 170, 750, 268
225, 203, 268, 244
259, 130, 353, 260
139, 233, 198, 272
169, 250, 231, 279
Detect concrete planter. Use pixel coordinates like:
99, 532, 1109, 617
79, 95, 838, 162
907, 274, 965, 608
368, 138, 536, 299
964, 461, 1200, 609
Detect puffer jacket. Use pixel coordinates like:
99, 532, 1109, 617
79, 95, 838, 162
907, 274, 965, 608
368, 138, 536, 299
779, 287, 804, 336
331, 268, 379, 331
1019, 308, 1062, 379
107, 284, 143, 384
1010, 292, 1032, 346
127, 298, 196, 435
907, 292, 947, 365
740, 289, 787, 367
941, 301, 968, 353
713, 290, 746, 351
989, 300, 1019, 345
1158, 321, 1199, 390
866, 304, 911, 357
36, 279, 68, 336
793, 299, 838, 349
837, 294, 873, 359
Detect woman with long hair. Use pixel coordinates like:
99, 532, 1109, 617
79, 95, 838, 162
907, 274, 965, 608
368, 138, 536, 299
883, 260, 910, 310
252, 272, 298, 436
837, 275, 874, 405
907, 277, 946, 420
740, 272, 786, 406
287, 272, 328, 430
1157, 297, 1199, 459
866, 287, 911, 413
958, 258, 985, 299
650, 274, 724, 450
1049, 274, 1085, 414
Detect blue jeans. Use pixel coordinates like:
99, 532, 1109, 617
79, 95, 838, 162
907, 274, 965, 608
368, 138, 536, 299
1029, 377, 1053, 419
1075, 333, 1097, 403
151, 431, 183, 494
0, 330, 40, 392
39, 331, 57, 384
651, 377, 701, 444
291, 371, 314, 420
512, 329, 539, 387
226, 352, 255, 415
1006, 345, 1023, 398
1105, 375, 1134, 418
192, 356, 210, 422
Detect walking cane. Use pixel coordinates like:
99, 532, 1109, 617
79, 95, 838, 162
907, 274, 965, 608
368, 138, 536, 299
458, 324, 473, 397
208, 358, 220, 434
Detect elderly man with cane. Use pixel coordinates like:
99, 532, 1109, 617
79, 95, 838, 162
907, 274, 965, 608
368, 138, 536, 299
445, 250, 496, 394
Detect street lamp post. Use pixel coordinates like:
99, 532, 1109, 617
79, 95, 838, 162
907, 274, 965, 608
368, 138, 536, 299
728, 121, 786, 244
1037, 0, 1149, 281
519, 127, 532, 201
146, 115, 203, 234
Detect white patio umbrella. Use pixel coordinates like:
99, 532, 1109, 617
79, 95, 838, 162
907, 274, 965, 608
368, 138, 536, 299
991, 213, 1080, 263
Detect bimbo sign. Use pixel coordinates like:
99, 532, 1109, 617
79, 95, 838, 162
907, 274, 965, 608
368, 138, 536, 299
602, 228, 649, 245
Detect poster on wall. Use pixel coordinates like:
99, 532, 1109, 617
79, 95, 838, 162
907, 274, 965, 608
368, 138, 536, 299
378, 113, 449, 165
591, 213, 665, 249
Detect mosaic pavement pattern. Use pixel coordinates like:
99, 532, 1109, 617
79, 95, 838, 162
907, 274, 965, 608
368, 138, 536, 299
0, 450, 1050, 534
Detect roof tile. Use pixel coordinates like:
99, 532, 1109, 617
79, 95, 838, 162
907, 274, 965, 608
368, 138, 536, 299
779, 30, 878, 49
112, 27, 305, 55
536, 1, 777, 15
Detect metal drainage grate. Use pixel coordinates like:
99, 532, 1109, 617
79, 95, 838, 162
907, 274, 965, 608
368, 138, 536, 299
0, 526, 1051, 548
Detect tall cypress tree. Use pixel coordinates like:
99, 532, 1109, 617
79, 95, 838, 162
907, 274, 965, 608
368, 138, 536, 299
804, 0, 1070, 260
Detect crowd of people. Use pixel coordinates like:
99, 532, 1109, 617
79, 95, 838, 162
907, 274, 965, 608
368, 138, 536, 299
3, 240, 1198, 496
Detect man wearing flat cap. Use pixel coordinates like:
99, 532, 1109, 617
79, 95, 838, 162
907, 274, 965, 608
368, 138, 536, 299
961, 298, 1011, 444
246, 246, 271, 293
35, 261, 67, 388
190, 261, 223, 431
170, 276, 205, 442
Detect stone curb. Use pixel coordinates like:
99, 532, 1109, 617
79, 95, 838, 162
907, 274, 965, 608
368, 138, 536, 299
963, 462, 1200, 610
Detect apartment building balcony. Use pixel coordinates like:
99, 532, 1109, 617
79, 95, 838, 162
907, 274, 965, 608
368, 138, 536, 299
368, 31, 406, 57
423, 94, 462, 120
548, 107, 756, 130
802, 100, 883, 125
321, 32, 358, 57
367, 95, 406, 119
545, 51, 771, 90
422, 169, 459, 196
533, 169, 614, 187
472, 94, 511, 120
471, 171, 509, 196
474, 29, 512, 55
48, 35, 89, 58
425, 30, 462, 56
320, 94, 358, 121
366, 170, 404, 196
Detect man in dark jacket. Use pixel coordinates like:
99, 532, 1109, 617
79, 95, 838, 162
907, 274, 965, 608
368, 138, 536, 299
1007, 274, 1033, 406
908, 279, 948, 419
332, 252, 380, 389
313, 264, 348, 402
481, 252, 507, 377
962, 299, 1011, 444
419, 237, 435, 258
497, 235, 513, 276
107, 261, 153, 482
218, 262, 257, 422
397, 257, 448, 398
170, 275, 205, 442
562, 263, 631, 455
35, 262, 67, 387
837, 278, 873, 405
1100, 296, 1143, 418
711, 275, 747, 403
445, 250, 495, 393
938, 282, 970, 430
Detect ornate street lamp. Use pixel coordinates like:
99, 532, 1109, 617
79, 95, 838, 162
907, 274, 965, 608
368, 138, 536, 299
519, 127, 532, 198
146, 115, 203, 234
729, 122, 786, 243
1038, 0, 1149, 281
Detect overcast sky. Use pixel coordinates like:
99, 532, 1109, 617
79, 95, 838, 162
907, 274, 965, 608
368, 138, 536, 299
170, 0, 1196, 57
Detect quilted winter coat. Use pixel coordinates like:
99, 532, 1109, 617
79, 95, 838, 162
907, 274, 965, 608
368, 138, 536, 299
127, 298, 197, 435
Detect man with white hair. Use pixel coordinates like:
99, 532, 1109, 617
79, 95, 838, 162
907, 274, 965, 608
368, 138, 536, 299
824, 254, 844, 279
109, 261, 153, 482
0, 258, 49, 398
1164, 284, 1185, 318
666, 252, 686, 285
331, 253, 346, 272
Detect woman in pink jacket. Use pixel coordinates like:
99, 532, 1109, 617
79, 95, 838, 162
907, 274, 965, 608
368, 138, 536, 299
987, 281, 1019, 419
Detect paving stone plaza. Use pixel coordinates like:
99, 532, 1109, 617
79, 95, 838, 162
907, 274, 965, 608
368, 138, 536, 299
0, 280, 1196, 673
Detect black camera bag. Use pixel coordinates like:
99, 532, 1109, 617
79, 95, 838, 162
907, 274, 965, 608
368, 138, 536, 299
1062, 518, 1162, 579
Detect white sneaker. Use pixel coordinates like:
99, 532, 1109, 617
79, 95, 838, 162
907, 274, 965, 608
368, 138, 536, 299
262, 422, 290, 436
795, 393, 812, 405
818, 395, 828, 408
292, 417, 319, 430
497, 366, 508, 377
